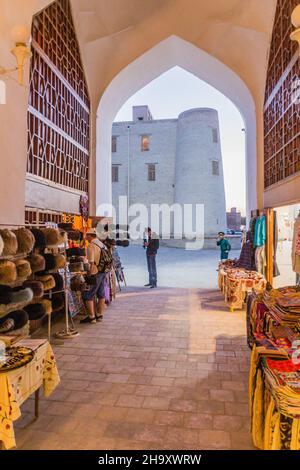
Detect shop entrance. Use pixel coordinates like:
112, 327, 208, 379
273, 203, 300, 288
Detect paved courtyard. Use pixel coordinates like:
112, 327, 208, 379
14, 249, 252, 450
119, 245, 240, 289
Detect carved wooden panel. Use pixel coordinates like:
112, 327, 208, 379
27, 0, 90, 193
264, 0, 300, 188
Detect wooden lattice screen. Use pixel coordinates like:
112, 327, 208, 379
27, 0, 90, 193
264, 0, 300, 189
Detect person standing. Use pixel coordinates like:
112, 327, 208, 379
80, 228, 107, 324
144, 227, 159, 288
217, 232, 231, 261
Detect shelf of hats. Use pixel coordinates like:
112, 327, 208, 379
0, 226, 69, 450
0, 218, 128, 448
218, 210, 300, 450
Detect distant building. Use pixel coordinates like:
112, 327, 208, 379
227, 207, 244, 231
111, 105, 227, 238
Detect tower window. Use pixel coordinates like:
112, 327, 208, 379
112, 165, 119, 182
141, 135, 150, 151
212, 128, 219, 143
112, 136, 117, 153
212, 161, 219, 176
147, 164, 156, 181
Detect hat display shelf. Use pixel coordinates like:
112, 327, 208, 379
0, 225, 38, 343
0, 223, 81, 343
43, 240, 79, 341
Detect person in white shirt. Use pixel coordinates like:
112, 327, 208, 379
80, 228, 106, 324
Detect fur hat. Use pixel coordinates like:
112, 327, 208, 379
70, 275, 85, 292
30, 228, 46, 252
54, 254, 66, 269
22, 280, 44, 298
14, 228, 35, 254
11, 287, 33, 305
0, 261, 17, 285
0, 309, 29, 330
0, 234, 3, 257
34, 274, 55, 291
42, 228, 68, 248
24, 302, 46, 320
14, 259, 32, 280
0, 317, 15, 333
31, 298, 52, 316
43, 254, 56, 271
28, 254, 46, 273
66, 247, 86, 258
69, 261, 84, 273
0, 229, 18, 256
0, 285, 13, 305
51, 273, 64, 293
52, 294, 64, 312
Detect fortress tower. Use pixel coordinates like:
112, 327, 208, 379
111, 106, 227, 244
174, 108, 227, 237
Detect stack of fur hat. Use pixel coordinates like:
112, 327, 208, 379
0, 225, 70, 336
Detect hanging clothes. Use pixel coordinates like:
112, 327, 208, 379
254, 215, 267, 248
273, 211, 280, 278
249, 217, 257, 243
237, 231, 256, 271
292, 216, 300, 274
255, 246, 266, 275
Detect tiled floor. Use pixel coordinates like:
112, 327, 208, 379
15, 287, 253, 450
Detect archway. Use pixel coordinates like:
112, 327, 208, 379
96, 35, 256, 219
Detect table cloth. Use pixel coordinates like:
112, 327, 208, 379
0, 338, 60, 449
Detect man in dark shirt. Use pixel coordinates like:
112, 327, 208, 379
144, 227, 159, 288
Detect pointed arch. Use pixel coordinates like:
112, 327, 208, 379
96, 35, 256, 217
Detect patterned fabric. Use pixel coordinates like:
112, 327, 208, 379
236, 231, 255, 271
219, 264, 266, 310
0, 339, 60, 449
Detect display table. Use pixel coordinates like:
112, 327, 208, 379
218, 263, 266, 311
247, 287, 300, 349
0, 339, 60, 450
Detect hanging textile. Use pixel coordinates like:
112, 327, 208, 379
292, 217, 300, 274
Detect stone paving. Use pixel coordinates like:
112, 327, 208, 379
15, 286, 253, 450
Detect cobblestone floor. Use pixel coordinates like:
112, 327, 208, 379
14, 285, 253, 450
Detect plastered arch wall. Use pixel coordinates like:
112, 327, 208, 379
96, 35, 256, 218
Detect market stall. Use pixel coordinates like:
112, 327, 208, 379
247, 286, 300, 450
218, 261, 266, 311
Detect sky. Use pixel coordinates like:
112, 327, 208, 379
115, 66, 246, 215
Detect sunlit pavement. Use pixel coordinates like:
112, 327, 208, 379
15, 247, 252, 450
119, 244, 241, 289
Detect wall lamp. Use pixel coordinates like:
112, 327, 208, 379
291, 5, 300, 51
0, 25, 31, 86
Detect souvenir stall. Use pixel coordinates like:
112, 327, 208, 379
0, 226, 63, 450
247, 285, 300, 450
218, 261, 266, 312
218, 209, 278, 311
